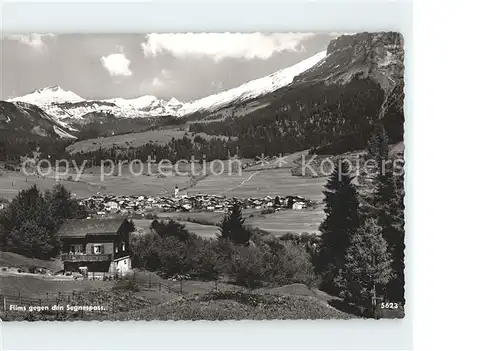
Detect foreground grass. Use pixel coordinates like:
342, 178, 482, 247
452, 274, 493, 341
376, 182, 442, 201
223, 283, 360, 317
108, 290, 352, 321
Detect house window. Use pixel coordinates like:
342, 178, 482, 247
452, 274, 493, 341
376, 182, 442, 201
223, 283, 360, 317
93, 245, 103, 254
121, 242, 126, 251
115, 246, 118, 253
70, 244, 83, 254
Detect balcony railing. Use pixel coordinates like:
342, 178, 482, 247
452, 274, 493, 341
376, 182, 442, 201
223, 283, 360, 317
61, 253, 112, 262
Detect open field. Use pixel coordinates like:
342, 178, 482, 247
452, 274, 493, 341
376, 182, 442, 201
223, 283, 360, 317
155, 207, 323, 237
246, 207, 324, 235
0, 168, 193, 200
0, 171, 100, 200
66, 127, 230, 154
0, 274, 112, 296
189, 167, 326, 202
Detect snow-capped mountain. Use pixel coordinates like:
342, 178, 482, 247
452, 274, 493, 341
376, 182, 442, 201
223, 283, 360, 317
177, 50, 327, 116
7, 87, 181, 122
6, 50, 328, 122
9, 85, 84, 105
104, 96, 183, 116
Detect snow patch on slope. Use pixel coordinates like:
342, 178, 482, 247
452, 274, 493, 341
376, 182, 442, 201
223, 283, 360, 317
53, 125, 77, 139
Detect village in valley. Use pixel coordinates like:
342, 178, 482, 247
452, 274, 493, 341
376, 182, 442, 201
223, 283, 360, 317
79, 186, 314, 217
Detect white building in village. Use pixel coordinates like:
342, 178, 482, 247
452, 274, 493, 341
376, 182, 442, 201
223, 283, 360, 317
292, 202, 305, 210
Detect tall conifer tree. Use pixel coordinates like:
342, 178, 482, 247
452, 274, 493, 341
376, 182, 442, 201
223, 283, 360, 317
218, 203, 250, 245
317, 160, 360, 274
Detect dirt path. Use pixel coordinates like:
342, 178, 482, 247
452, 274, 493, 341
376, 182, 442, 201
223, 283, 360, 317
215, 170, 262, 196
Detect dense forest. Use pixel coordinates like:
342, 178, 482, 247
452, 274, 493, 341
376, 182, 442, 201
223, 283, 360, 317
189, 77, 404, 158
70, 135, 238, 167
0, 137, 71, 164
76, 113, 183, 140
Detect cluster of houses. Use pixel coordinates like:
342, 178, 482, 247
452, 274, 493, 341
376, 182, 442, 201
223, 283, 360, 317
79, 187, 313, 216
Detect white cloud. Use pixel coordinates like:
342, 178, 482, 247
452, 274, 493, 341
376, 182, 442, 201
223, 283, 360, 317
141, 32, 315, 61
152, 77, 164, 87
7, 33, 56, 51
100, 49, 132, 77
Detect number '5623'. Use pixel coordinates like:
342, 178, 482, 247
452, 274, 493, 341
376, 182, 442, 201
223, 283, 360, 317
380, 302, 399, 309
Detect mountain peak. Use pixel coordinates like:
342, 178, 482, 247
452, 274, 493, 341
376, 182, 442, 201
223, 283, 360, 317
37, 85, 60, 92
10, 85, 84, 105
167, 97, 182, 105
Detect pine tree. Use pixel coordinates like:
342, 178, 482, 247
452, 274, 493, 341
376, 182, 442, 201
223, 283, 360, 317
218, 203, 250, 245
339, 218, 393, 316
367, 124, 389, 167
317, 160, 360, 275
367, 126, 405, 303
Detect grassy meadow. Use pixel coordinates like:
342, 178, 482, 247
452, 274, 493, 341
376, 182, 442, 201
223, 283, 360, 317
66, 127, 230, 154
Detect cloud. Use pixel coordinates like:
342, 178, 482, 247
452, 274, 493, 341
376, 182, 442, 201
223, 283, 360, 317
141, 32, 315, 61
152, 77, 164, 87
7, 33, 56, 51
100, 49, 132, 77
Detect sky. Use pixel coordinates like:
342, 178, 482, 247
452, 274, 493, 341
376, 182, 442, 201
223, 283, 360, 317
0, 33, 336, 102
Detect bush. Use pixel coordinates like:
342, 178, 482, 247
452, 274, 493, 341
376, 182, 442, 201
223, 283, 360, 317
131, 226, 222, 280
225, 240, 317, 289
113, 276, 140, 292
132, 219, 318, 289
227, 244, 274, 288
260, 208, 275, 215
150, 219, 193, 242
268, 241, 317, 287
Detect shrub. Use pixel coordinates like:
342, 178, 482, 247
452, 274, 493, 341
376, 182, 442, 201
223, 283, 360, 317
113, 276, 140, 292
131, 227, 222, 280
227, 244, 274, 288
260, 208, 275, 215
225, 240, 317, 289
268, 241, 317, 287
132, 220, 318, 289
150, 219, 193, 242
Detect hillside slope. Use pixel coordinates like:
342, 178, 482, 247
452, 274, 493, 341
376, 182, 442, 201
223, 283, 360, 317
0, 101, 77, 140
188, 31, 405, 158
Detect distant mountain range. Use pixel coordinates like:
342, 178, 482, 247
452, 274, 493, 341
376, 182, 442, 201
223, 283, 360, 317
6, 49, 327, 123
0, 32, 404, 141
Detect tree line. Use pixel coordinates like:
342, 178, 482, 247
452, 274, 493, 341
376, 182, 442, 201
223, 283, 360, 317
70, 135, 238, 167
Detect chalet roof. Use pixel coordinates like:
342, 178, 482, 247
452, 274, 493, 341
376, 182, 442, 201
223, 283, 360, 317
57, 219, 125, 238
